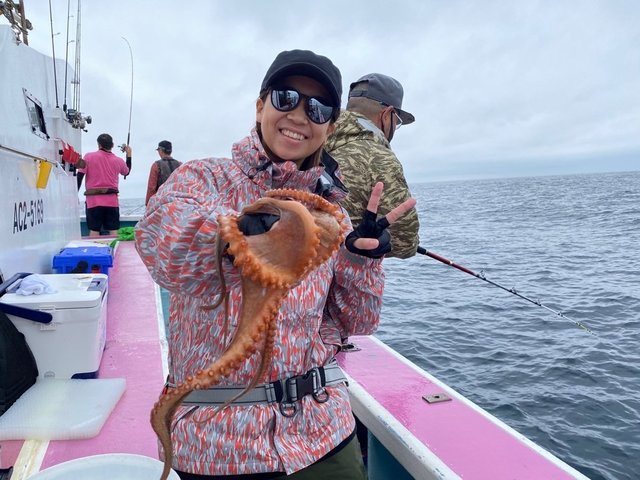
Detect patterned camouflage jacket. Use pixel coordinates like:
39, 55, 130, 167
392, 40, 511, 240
135, 128, 384, 475
325, 110, 420, 259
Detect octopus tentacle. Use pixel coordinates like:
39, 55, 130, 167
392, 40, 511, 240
151, 190, 346, 480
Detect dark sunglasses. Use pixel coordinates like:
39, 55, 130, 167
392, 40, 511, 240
270, 88, 336, 125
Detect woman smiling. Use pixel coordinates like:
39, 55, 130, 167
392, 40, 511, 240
136, 49, 416, 479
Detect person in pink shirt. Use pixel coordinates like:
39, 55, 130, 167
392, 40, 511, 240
77, 133, 131, 236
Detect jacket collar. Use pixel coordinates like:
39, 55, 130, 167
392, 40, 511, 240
231, 128, 347, 202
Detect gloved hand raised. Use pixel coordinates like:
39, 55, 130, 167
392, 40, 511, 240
345, 182, 417, 259
345, 212, 392, 258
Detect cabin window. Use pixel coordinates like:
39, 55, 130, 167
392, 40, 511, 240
23, 88, 49, 139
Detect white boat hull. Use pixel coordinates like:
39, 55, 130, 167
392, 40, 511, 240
0, 25, 82, 281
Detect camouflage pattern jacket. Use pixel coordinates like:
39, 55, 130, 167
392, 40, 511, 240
326, 110, 420, 258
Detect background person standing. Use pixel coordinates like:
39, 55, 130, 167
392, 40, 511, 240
326, 73, 419, 259
145, 140, 182, 205
77, 133, 131, 236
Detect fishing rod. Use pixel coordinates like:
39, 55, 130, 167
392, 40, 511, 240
416, 246, 593, 334
62, 0, 71, 112
48, 0, 59, 108
121, 36, 133, 179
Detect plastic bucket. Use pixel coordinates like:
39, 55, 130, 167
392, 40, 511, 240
26, 454, 180, 479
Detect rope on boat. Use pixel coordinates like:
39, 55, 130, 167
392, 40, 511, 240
417, 246, 594, 334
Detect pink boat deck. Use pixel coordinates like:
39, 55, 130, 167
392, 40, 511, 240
0, 241, 165, 473
1, 242, 586, 479
338, 336, 584, 479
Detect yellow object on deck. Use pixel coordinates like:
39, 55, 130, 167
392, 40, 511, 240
36, 160, 52, 189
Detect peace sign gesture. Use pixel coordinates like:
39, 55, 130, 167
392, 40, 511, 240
346, 182, 417, 258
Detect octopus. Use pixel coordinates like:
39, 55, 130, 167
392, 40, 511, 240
151, 189, 348, 480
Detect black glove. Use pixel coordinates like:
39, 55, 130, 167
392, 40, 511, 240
238, 213, 280, 236
345, 210, 391, 258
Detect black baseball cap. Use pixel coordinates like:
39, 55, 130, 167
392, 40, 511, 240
349, 73, 415, 125
157, 140, 172, 153
260, 49, 342, 108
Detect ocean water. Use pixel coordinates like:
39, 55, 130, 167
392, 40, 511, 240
379, 171, 640, 480
123, 170, 640, 480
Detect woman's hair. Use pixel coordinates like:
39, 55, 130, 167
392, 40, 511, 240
256, 88, 333, 170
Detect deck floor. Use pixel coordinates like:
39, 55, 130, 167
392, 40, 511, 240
339, 336, 587, 479
0, 241, 166, 476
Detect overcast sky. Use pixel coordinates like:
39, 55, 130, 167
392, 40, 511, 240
18, 0, 640, 199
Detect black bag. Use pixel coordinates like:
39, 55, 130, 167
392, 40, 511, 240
0, 307, 39, 416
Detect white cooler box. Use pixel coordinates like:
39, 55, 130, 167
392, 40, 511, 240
1, 273, 108, 379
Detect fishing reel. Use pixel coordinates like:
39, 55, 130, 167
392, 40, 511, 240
118, 144, 128, 153
65, 109, 92, 131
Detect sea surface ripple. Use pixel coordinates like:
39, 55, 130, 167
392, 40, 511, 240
377, 171, 640, 480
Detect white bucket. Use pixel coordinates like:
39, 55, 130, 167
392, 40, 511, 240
27, 453, 180, 479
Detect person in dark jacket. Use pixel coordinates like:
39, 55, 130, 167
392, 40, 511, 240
145, 140, 182, 205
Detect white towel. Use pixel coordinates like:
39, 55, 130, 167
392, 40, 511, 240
15, 274, 57, 296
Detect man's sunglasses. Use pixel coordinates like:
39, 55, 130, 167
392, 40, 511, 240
270, 88, 336, 125
392, 110, 403, 130
379, 101, 402, 131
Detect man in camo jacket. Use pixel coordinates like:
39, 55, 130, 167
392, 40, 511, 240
326, 73, 420, 259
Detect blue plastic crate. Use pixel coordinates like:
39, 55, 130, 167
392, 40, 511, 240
52, 246, 113, 275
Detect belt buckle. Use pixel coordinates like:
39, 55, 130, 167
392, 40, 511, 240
287, 369, 315, 401
286, 368, 329, 405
